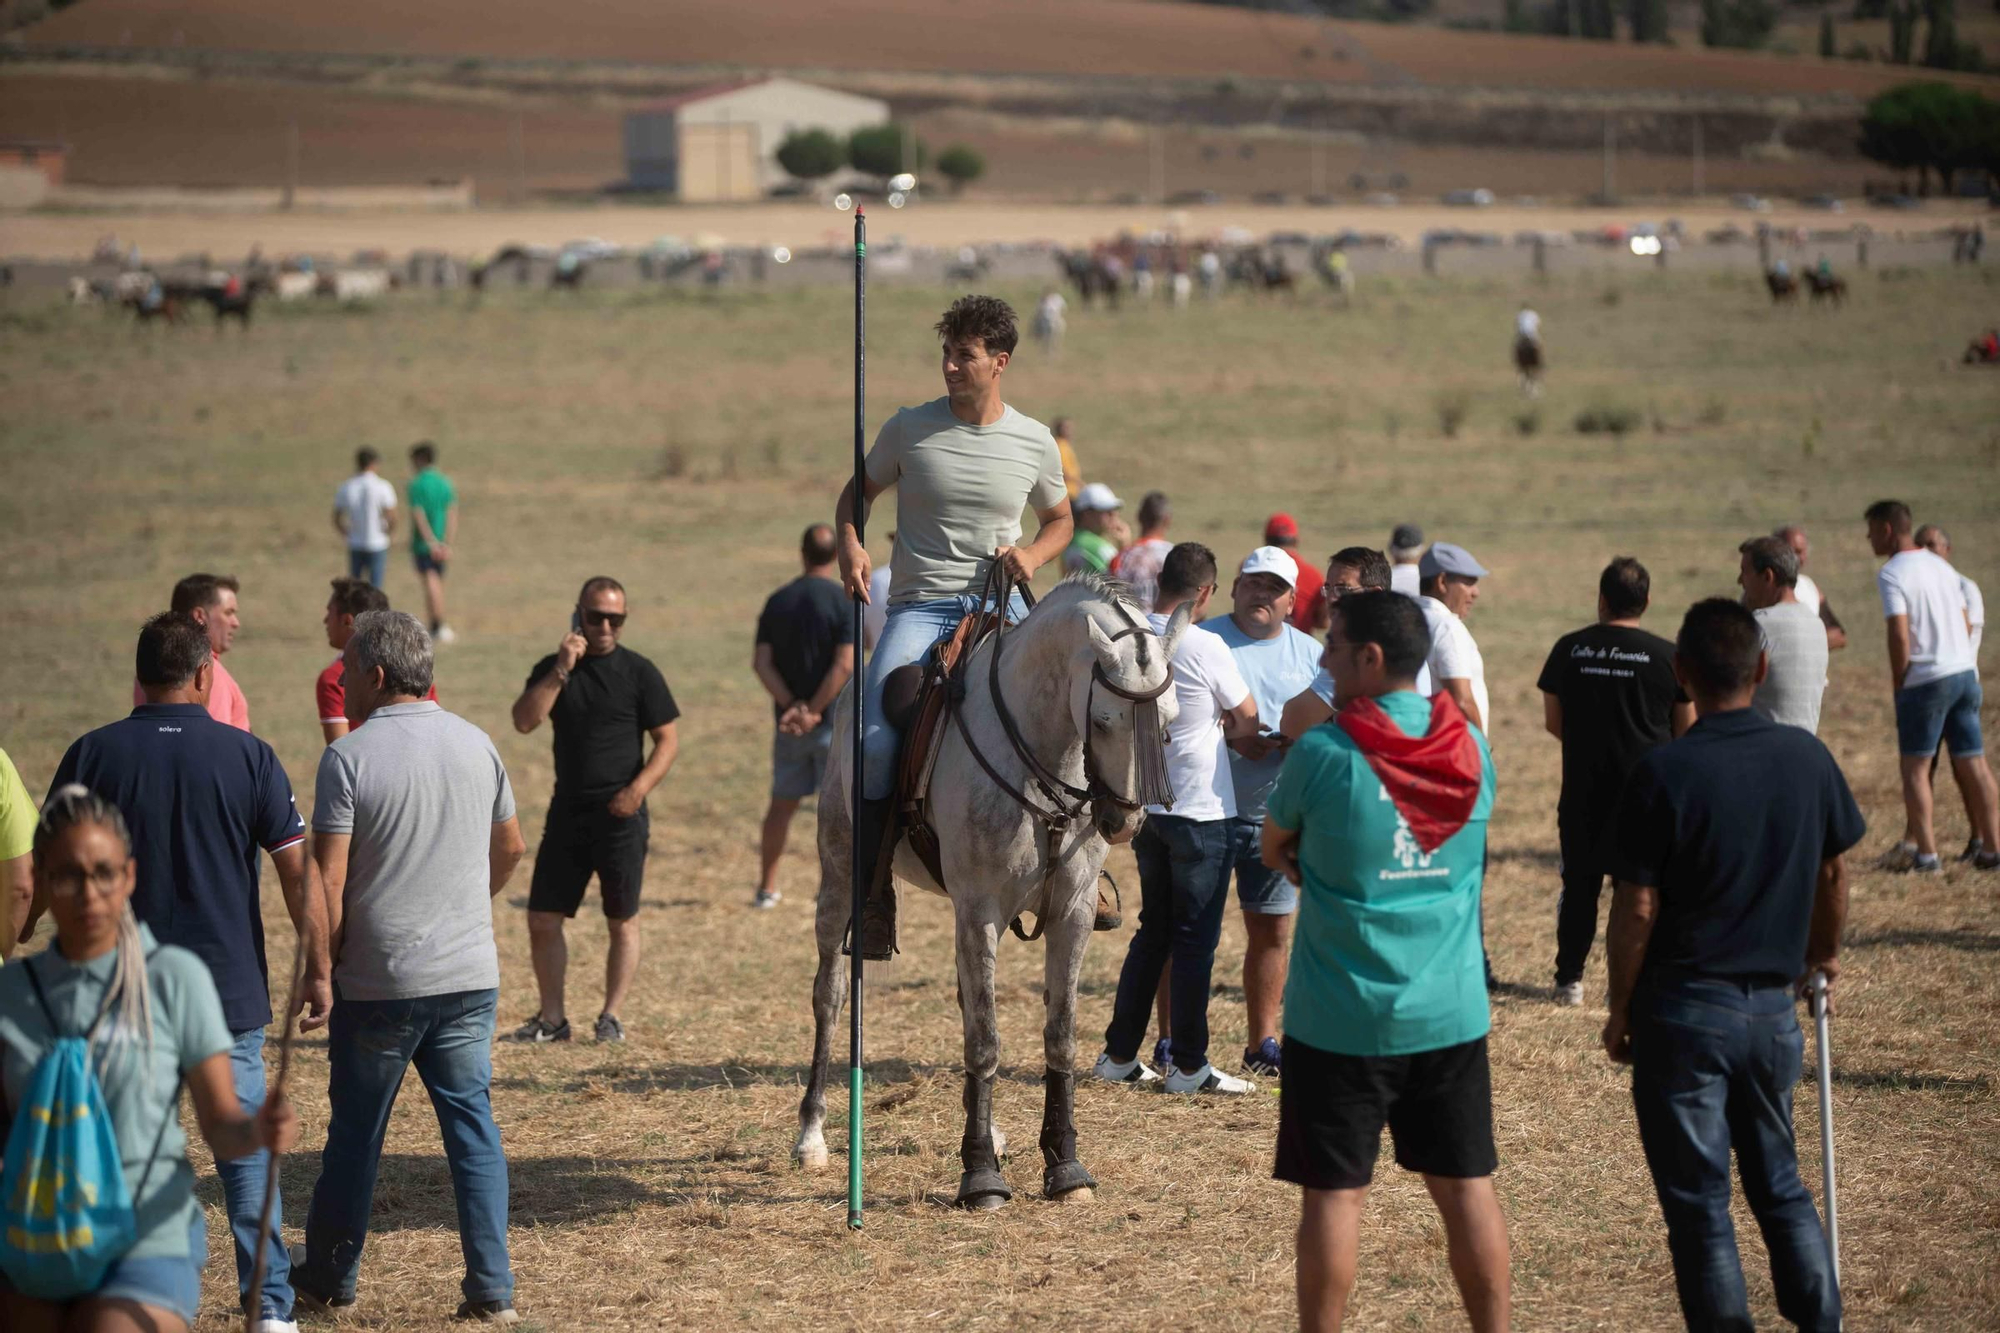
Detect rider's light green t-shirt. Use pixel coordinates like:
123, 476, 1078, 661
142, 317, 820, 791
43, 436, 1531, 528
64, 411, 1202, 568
1266, 690, 1496, 1058
408, 468, 456, 557
865, 398, 1066, 605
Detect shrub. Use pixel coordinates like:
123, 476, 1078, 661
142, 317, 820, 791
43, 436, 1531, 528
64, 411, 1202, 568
935, 144, 986, 193
1513, 406, 1542, 436
1434, 388, 1472, 438
1575, 403, 1642, 436
1697, 396, 1729, 426
775, 129, 844, 182
847, 124, 925, 180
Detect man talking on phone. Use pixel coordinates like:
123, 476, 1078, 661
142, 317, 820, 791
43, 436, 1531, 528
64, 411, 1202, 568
508, 577, 680, 1043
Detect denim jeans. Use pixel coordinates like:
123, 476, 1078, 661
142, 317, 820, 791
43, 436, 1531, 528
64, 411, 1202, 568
1630, 974, 1841, 1333
1104, 814, 1234, 1071
216, 1027, 292, 1319
298, 988, 512, 1305
860, 591, 1026, 800
347, 547, 388, 587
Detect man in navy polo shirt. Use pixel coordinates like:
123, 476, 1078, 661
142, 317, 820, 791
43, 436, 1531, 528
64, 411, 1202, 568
47, 611, 330, 1333
1602, 598, 1863, 1333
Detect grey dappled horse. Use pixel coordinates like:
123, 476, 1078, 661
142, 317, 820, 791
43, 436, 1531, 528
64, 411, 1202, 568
794, 573, 1188, 1208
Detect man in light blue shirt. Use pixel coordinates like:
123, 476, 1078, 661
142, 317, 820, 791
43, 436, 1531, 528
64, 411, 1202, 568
1198, 546, 1323, 1077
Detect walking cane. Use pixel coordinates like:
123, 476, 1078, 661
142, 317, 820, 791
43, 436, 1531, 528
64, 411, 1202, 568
243, 947, 307, 1333
847, 207, 868, 1232
1811, 969, 1840, 1285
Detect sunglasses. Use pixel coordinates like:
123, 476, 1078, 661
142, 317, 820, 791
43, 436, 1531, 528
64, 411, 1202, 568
583, 610, 627, 628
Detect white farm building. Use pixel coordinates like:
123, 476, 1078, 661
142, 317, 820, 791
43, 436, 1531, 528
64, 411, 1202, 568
622, 77, 889, 201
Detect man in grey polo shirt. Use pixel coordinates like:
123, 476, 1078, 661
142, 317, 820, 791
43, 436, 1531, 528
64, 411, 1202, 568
1739, 536, 1830, 734
294, 611, 528, 1324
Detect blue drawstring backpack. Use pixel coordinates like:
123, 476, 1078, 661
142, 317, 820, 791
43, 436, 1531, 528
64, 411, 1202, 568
0, 951, 176, 1301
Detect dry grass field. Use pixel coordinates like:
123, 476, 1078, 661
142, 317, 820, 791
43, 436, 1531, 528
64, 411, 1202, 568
3, 260, 1999, 1330
18, 0, 1988, 97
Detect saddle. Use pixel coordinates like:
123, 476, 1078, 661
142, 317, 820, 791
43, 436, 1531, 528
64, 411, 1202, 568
886, 605, 1006, 895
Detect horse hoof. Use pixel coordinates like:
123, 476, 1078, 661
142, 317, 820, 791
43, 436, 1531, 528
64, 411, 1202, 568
796, 1145, 829, 1172
1055, 1186, 1094, 1205
955, 1169, 1013, 1210
1043, 1160, 1098, 1200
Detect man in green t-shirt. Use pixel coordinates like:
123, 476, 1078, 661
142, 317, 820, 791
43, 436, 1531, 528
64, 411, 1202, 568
407, 441, 459, 643
1262, 590, 1511, 1333
1062, 482, 1127, 575
0, 746, 35, 959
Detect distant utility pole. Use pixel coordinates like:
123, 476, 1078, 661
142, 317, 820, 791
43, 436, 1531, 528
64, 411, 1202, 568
1602, 117, 1616, 200
1149, 127, 1165, 204
283, 119, 299, 210
1690, 115, 1704, 197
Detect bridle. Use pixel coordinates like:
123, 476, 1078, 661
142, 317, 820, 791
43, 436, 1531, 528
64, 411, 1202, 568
955, 563, 1176, 836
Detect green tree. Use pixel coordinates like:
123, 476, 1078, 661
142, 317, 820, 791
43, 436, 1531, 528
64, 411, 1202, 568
1889, 0, 1917, 61
774, 129, 844, 182
1630, 0, 1671, 41
1701, 0, 1778, 47
1820, 13, 1838, 55
846, 124, 926, 180
1858, 81, 2000, 192
934, 145, 986, 193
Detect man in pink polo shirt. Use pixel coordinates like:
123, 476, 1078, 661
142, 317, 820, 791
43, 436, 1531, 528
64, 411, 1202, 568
135, 573, 250, 730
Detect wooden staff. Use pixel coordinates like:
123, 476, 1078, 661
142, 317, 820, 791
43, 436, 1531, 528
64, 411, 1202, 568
243, 945, 308, 1333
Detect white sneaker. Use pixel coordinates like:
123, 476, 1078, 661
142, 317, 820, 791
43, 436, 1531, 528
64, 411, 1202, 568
253, 1321, 300, 1333
1091, 1052, 1161, 1085
1554, 982, 1585, 1007
1164, 1062, 1254, 1095
434, 624, 458, 645
1875, 841, 1918, 871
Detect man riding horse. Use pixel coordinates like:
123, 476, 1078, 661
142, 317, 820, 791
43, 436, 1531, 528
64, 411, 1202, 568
834, 295, 1075, 959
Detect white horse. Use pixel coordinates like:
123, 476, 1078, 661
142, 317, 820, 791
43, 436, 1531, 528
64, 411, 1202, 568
795, 573, 1188, 1208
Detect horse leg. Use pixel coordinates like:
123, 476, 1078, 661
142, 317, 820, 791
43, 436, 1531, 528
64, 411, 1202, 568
954, 909, 1011, 1210
1040, 896, 1097, 1202
794, 821, 852, 1172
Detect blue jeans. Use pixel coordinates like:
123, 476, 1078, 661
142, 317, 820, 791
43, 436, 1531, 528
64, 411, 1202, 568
216, 1027, 292, 1319
1104, 814, 1234, 1071
860, 591, 1026, 800
298, 988, 512, 1306
1630, 974, 1841, 1333
1894, 668, 1983, 757
347, 547, 388, 586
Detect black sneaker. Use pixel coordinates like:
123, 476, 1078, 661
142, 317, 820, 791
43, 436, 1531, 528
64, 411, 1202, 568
506, 1015, 570, 1043
1243, 1037, 1282, 1077
1974, 849, 2000, 872
1960, 837, 1987, 864
455, 1298, 520, 1324
594, 1013, 625, 1043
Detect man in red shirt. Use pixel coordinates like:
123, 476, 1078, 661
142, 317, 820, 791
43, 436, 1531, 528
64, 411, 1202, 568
1266, 514, 1327, 634
318, 577, 434, 741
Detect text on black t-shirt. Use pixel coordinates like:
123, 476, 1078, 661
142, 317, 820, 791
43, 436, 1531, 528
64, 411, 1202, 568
1537, 623, 1686, 825
527, 645, 679, 806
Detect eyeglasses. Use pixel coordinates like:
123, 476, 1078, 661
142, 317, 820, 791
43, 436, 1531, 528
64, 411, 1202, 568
582, 610, 627, 628
1324, 582, 1364, 601
42, 864, 125, 899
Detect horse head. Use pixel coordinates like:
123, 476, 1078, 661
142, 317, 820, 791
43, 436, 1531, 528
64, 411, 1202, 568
1076, 595, 1186, 845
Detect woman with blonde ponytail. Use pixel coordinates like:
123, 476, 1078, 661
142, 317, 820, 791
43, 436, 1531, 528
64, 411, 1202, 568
0, 786, 297, 1333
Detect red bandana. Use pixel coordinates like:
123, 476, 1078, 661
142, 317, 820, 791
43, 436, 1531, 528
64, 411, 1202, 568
1335, 692, 1483, 853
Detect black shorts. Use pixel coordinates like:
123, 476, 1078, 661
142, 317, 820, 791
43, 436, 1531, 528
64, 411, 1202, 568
528, 804, 649, 920
1274, 1035, 1497, 1191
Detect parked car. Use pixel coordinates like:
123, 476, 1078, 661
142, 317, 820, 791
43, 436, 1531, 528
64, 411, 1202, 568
1730, 193, 1771, 212
1442, 188, 1495, 207
1167, 189, 1223, 206
1799, 194, 1845, 212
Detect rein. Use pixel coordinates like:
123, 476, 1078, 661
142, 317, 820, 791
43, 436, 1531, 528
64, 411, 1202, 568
944, 562, 1175, 941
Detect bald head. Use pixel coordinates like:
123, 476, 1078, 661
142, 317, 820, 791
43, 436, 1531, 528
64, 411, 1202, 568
1771, 524, 1809, 565
1916, 524, 1951, 558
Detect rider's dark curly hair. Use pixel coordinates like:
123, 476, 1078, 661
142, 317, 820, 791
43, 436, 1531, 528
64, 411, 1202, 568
935, 295, 1019, 357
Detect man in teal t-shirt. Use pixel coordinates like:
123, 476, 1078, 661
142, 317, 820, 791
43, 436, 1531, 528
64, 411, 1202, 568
1262, 589, 1511, 1333
407, 441, 458, 642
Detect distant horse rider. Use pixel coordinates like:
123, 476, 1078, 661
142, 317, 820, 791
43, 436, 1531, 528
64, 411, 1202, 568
1514, 302, 1544, 397
835, 295, 1075, 959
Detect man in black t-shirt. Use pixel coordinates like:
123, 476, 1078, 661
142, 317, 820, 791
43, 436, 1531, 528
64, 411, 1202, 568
507, 576, 680, 1043
1600, 598, 1862, 1333
751, 524, 855, 909
1536, 557, 1692, 1003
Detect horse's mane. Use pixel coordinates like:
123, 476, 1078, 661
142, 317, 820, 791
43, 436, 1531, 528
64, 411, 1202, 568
1051, 568, 1138, 611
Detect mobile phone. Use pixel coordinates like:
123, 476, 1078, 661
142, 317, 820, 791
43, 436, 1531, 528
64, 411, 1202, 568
571, 609, 583, 635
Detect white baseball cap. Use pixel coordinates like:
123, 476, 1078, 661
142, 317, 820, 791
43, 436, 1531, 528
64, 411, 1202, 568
1074, 482, 1123, 513
1239, 546, 1299, 589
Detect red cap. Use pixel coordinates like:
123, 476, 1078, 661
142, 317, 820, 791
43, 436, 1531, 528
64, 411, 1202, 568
1264, 512, 1299, 542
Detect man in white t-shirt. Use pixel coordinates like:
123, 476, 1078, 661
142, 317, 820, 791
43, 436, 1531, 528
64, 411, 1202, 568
1388, 523, 1425, 599
1774, 524, 1848, 651
1918, 523, 1991, 862
1865, 500, 1999, 873
332, 448, 398, 587
1419, 543, 1491, 735
1094, 542, 1259, 1096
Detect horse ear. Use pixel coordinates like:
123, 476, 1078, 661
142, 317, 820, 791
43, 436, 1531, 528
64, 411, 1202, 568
1159, 603, 1195, 658
1085, 615, 1118, 662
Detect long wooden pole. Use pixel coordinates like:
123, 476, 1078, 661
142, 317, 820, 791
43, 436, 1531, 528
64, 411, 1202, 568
847, 207, 868, 1233
242, 946, 306, 1333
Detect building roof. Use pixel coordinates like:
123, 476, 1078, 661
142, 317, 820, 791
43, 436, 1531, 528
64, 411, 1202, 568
635, 78, 770, 114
